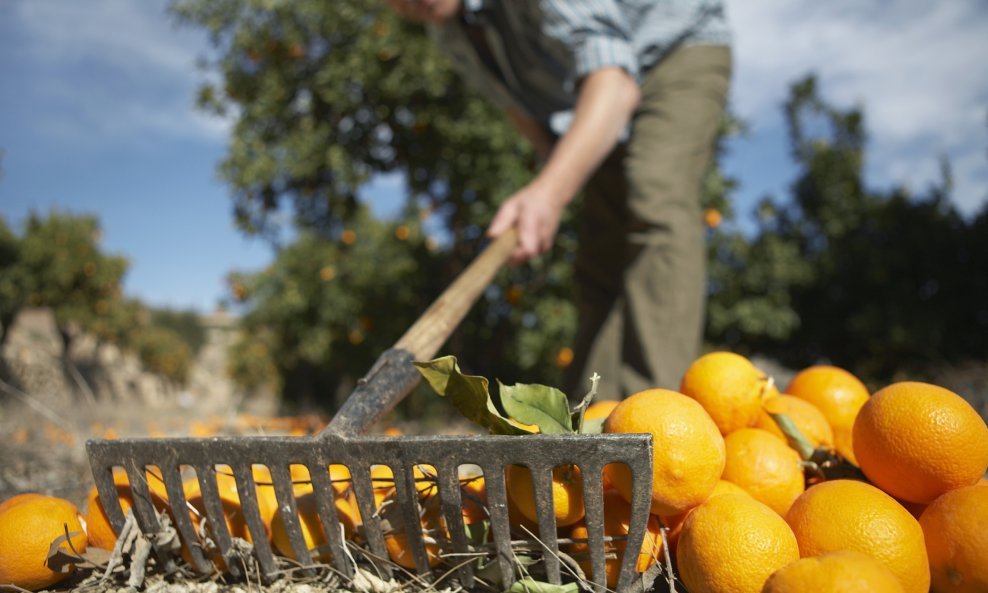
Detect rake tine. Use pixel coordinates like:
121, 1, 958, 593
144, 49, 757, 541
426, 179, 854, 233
616, 463, 652, 593
482, 462, 515, 590
158, 463, 213, 575
436, 460, 474, 588
393, 463, 433, 577
530, 463, 562, 585
122, 462, 177, 573
350, 462, 393, 578
270, 463, 313, 573
92, 464, 125, 534
194, 465, 240, 576
580, 462, 606, 593
231, 462, 277, 576
307, 461, 353, 577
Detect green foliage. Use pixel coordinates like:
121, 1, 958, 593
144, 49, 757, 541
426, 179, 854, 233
149, 308, 207, 355
706, 76, 988, 383
130, 324, 194, 384
0, 216, 25, 343
174, 0, 578, 404
17, 211, 130, 345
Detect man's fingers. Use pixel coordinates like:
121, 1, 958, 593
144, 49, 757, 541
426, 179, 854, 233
487, 201, 518, 237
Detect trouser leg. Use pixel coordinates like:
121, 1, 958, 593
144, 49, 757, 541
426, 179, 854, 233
564, 45, 732, 400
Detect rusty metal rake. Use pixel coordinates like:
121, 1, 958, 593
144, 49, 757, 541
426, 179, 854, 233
86, 230, 655, 592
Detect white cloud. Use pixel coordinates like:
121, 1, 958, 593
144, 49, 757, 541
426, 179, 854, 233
11, 0, 230, 144
727, 0, 988, 216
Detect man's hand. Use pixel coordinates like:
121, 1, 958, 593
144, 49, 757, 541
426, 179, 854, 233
488, 178, 567, 264
487, 67, 640, 264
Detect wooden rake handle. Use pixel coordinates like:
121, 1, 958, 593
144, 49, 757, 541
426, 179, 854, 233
324, 228, 518, 436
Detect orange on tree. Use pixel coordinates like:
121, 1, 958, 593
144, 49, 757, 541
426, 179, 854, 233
568, 489, 663, 589
762, 550, 905, 593
784, 479, 929, 593
754, 394, 834, 449
0, 495, 88, 591
679, 351, 771, 435
784, 365, 869, 463
604, 388, 725, 516
919, 484, 988, 593
853, 381, 988, 504
270, 492, 359, 563
676, 493, 799, 593
85, 468, 170, 550
506, 464, 584, 527
721, 428, 805, 516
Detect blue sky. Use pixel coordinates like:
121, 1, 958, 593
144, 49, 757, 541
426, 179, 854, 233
1, 0, 986, 313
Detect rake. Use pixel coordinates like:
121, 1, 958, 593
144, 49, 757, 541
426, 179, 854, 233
86, 229, 655, 592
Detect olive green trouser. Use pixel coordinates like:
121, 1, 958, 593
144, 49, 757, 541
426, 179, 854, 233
563, 45, 732, 400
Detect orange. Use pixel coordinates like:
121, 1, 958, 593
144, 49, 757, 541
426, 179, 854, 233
583, 400, 619, 421
703, 208, 722, 229
762, 550, 905, 593
506, 464, 584, 527
919, 484, 988, 593
853, 381, 988, 504
380, 493, 443, 570
676, 493, 799, 593
85, 469, 170, 550
680, 351, 771, 435
721, 428, 805, 516
784, 365, 869, 463
755, 394, 834, 449
270, 493, 359, 563
457, 474, 488, 525
0, 495, 88, 591
605, 388, 725, 516
568, 490, 663, 588
785, 479, 929, 593
665, 480, 751, 554
0, 493, 44, 515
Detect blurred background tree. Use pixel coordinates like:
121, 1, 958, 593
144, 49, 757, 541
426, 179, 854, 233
169, 1, 987, 406
1, 211, 200, 385
172, 0, 581, 410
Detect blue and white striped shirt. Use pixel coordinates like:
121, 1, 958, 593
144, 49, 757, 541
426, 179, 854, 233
431, 0, 730, 135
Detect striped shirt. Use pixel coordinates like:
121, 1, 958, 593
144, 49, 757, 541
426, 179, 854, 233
431, 0, 730, 135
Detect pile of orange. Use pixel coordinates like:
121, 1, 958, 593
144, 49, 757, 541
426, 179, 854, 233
2, 353, 986, 593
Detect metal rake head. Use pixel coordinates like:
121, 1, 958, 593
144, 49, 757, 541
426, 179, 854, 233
87, 431, 654, 592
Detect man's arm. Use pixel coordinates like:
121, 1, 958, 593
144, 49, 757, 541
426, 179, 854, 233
488, 66, 641, 263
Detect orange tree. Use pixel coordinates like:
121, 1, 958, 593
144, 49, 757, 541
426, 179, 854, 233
705, 76, 988, 383
171, 0, 581, 403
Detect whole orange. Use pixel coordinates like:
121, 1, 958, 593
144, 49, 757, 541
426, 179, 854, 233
0, 493, 44, 515
679, 352, 770, 435
665, 479, 751, 555
853, 382, 988, 504
506, 464, 584, 527
784, 365, 869, 463
919, 484, 988, 593
755, 394, 834, 449
0, 495, 88, 591
762, 550, 905, 593
785, 479, 929, 593
605, 388, 725, 516
568, 489, 663, 588
721, 428, 805, 516
677, 493, 799, 593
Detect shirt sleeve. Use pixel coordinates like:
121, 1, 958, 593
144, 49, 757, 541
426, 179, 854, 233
540, 0, 640, 83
